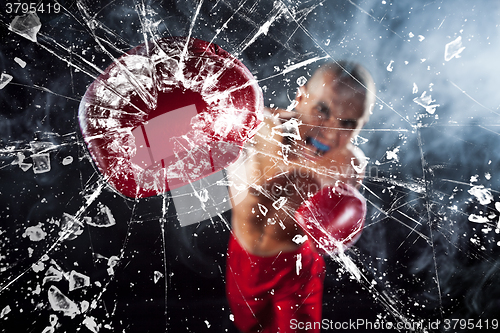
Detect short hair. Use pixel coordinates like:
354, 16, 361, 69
307, 60, 376, 114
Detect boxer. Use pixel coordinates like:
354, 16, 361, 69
226, 61, 375, 332
79, 37, 374, 331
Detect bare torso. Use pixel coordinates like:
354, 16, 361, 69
227, 109, 365, 256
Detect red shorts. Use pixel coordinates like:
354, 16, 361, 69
226, 235, 325, 333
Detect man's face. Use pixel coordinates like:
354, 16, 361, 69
294, 72, 368, 158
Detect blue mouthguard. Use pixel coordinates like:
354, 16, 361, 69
309, 137, 330, 152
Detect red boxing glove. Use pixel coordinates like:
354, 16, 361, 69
295, 183, 366, 255
79, 37, 263, 198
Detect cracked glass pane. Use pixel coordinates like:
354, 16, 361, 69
1, 1, 499, 332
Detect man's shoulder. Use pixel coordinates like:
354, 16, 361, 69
261, 107, 283, 129
350, 144, 366, 163
346, 144, 367, 185
246, 108, 283, 148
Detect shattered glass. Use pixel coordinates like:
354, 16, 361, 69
1, 1, 500, 332
8, 12, 42, 43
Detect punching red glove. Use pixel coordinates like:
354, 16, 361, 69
294, 183, 366, 255
79, 37, 263, 198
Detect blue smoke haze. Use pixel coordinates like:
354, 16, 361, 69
1, 0, 499, 331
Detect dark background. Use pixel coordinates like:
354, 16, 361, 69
1, 1, 500, 332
